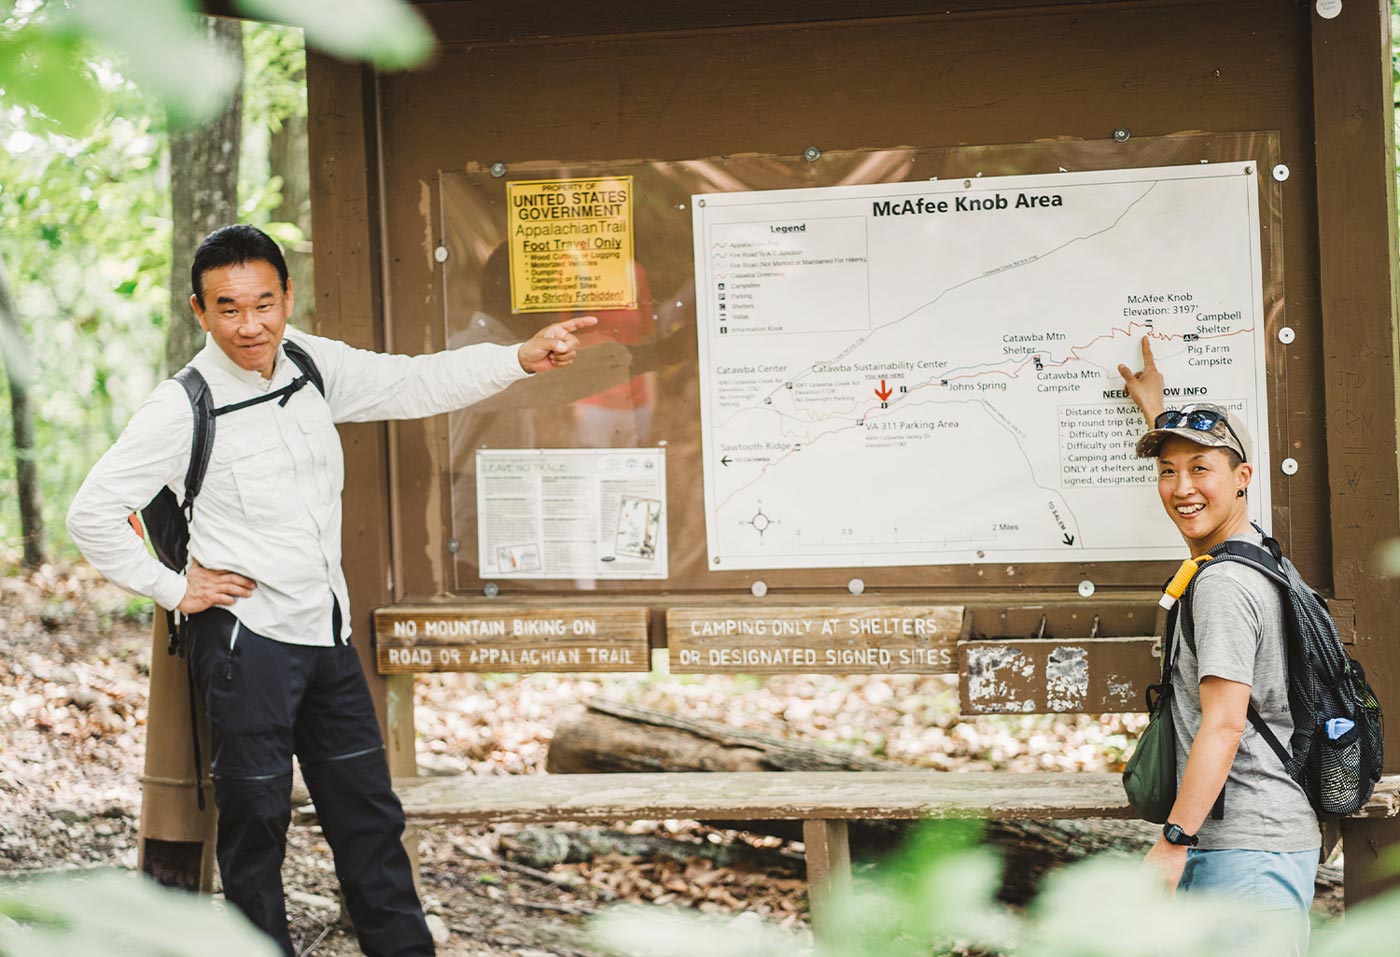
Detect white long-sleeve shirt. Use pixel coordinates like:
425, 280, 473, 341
67, 328, 529, 646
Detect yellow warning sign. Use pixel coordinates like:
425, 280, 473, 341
507, 176, 636, 314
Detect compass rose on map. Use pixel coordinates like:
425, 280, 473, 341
741, 503, 779, 542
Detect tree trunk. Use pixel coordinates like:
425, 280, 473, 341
547, 698, 899, 775
166, 15, 244, 374
269, 110, 315, 331
546, 700, 1342, 904
0, 253, 44, 567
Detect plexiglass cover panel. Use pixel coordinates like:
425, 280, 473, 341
439, 133, 1283, 593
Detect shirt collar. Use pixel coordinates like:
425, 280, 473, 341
197, 333, 286, 390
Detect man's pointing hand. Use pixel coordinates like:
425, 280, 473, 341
517, 315, 599, 373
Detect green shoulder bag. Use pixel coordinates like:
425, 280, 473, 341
1121, 680, 1177, 823
1122, 593, 1186, 824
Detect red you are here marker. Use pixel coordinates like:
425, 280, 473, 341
874, 379, 893, 402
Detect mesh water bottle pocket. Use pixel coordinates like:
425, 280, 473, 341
1318, 730, 1362, 816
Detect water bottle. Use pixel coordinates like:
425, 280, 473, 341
1325, 717, 1355, 740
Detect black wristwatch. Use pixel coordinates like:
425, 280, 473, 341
1162, 822, 1199, 847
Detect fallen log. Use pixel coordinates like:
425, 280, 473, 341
500, 825, 805, 876
546, 699, 1341, 904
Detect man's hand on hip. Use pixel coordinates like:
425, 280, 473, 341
517, 315, 599, 373
178, 558, 256, 615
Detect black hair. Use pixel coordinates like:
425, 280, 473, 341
191, 225, 289, 307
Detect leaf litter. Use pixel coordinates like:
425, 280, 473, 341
2, 555, 1333, 956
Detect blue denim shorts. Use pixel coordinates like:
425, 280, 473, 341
1179, 848, 1318, 956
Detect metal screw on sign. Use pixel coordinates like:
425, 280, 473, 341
489, 162, 507, 178
433, 245, 449, 263
1078, 579, 1096, 598
848, 578, 865, 596
1272, 164, 1290, 182
1279, 327, 1296, 345
483, 582, 499, 598
1315, 0, 1342, 20
1281, 458, 1299, 476
1244, 166, 1253, 175
751, 581, 768, 598
447, 538, 460, 553
803, 146, 822, 162
1112, 128, 1131, 143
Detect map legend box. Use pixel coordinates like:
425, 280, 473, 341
704, 217, 869, 336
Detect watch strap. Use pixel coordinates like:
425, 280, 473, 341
1162, 822, 1199, 847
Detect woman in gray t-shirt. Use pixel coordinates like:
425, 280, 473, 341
1120, 338, 1319, 954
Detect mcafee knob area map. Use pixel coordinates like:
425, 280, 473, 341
691, 162, 1270, 570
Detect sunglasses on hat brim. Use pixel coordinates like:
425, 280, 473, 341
1152, 408, 1248, 462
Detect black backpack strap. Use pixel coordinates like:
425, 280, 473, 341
172, 366, 215, 513
282, 338, 325, 398
1247, 701, 1292, 766
1160, 601, 1180, 685
211, 340, 327, 417
1180, 540, 1288, 659
1175, 538, 1292, 822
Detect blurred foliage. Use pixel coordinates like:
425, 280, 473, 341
0, 0, 432, 136
592, 820, 1400, 957
0, 15, 311, 557
0, 869, 277, 956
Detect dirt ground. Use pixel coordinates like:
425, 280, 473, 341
0, 557, 1338, 956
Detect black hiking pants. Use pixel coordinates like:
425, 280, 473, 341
189, 608, 433, 957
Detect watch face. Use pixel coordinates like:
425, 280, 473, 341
1163, 824, 1194, 846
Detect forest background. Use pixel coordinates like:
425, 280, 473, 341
0, 0, 430, 567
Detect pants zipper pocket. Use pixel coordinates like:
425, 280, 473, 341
225, 622, 241, 681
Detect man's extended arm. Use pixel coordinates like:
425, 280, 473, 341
310, 317, 596, 423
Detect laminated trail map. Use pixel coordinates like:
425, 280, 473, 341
691, 162, 1270, 570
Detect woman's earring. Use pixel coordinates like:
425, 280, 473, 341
1237, 489, 1246, 498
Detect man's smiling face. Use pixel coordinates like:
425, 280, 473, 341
1156, 434, 1252, 553
191, 260, 292, 379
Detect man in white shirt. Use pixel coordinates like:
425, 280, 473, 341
68, 225, 594, 957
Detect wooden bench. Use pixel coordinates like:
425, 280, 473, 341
299, 769, 1400, 932
351, 597, 1400, 928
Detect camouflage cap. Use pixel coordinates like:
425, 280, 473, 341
1135, 402, 1251, 462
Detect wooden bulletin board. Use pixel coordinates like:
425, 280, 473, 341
309, 0, 1377, 692
306, 0, 1400, 897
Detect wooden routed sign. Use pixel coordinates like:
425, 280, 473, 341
375, 606, 650, 674
958, 637, 1159, 715
667, 605, 964, 674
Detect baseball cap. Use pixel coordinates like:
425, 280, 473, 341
1135, 402, 1252, 462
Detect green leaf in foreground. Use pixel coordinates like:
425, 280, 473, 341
64, 0, 240, 127
0, 26, 105, 135
236, 0, 435, 70
0, 870, 279, 957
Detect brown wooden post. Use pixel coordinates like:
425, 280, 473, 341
137, 615, 216, 891
305, 54, 420, 878
1311, 0, 1400, 904
802, 818, 852, 940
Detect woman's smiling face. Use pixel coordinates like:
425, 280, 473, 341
1156, 434, 1253, 553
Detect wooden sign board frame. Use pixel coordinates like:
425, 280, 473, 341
310, 6, 1400, 899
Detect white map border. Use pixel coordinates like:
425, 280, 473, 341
691, 162, 1270, 570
